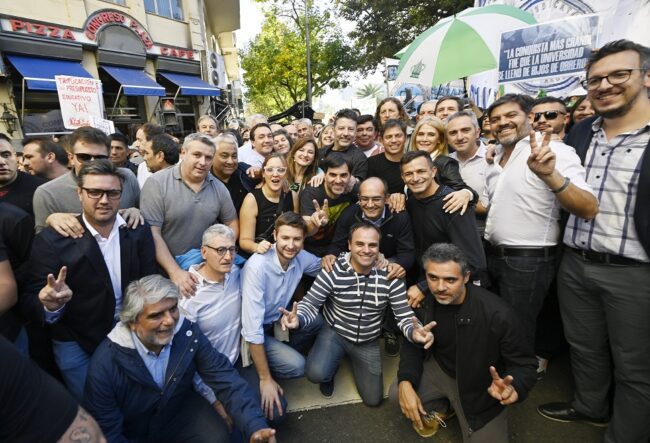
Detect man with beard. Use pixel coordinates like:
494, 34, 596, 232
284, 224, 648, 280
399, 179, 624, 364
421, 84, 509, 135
538, 40, 650, 443
480, 93, 597, 353
530, 97, 570, 140
21, 137, 69, 181
139, 133, 178, 178
0, 134, 46, 217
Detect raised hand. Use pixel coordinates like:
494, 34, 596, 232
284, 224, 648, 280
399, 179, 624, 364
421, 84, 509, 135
39, 266, 73, 312
410, 317, 436, 349
310, 199, 329, 228
527, 130, 556, 177
250, 428, 276, 443
279, 302, 299, 331
487, 366, 519, 405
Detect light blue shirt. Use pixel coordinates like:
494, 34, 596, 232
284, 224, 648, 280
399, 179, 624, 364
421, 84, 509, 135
131, 330, 172, 389
241, 245, 321, 344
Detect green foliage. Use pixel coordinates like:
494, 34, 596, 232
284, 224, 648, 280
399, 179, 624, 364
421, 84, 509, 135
241, 0, 357, 115
356, 83, 384, 99
337, 0, 473, 74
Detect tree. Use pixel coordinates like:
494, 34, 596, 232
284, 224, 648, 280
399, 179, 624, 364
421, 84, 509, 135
337, 0, 473, 75
356, 83, 384, 99
241, 0, 357, 115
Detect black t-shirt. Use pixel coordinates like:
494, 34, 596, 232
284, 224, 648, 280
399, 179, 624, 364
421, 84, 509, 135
0, 171, 46, 217
367, 154, 404, 194
431, 301, 461, 378
0, 336, 79, 442
318, 145, 369, 180
221, 174, 248, 214
300, 184, 357, 257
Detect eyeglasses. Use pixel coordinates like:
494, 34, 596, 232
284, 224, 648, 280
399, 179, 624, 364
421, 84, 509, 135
75, 153, 109, 162
580, 69, 646, 90
204, 245, 238, 257
263, 167, 287, 174
533, 111, 566, 122
82, 187, 122, 200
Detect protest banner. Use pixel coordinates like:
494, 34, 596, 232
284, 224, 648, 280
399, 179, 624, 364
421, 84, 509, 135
89, 116, 115, 135
55, 75, 104, 129
498, 15, 599, 84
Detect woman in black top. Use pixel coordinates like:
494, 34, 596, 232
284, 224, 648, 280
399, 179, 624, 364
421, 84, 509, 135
239, 153, 295, 258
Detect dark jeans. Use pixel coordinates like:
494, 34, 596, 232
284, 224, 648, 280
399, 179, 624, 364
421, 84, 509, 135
237, 358, 288, 426
558, 249, 650, 443
305, 321, 383, 406
487, 252, 555, 350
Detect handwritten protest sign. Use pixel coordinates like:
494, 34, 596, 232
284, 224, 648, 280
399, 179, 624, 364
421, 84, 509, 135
498, 15, 599, 84
90, 116, 115, 135
55, 75, 104, 129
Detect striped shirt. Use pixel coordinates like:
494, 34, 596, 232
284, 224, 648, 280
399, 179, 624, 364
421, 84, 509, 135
564, 118, 650, 262
297, 253, 415, 344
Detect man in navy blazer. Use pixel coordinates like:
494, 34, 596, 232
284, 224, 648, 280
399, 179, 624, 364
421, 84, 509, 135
22, 159, 156, 400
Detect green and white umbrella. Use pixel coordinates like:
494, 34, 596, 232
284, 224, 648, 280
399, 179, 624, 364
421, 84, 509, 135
395, 5, 536, 87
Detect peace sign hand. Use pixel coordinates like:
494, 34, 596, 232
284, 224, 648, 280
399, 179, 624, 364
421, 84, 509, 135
527, 130, 556, 177
487, 366, 519, 405
279, 302, 300, 331
410, 317, 436, 349
310, 199, 329, 228
39, 266, 73, 312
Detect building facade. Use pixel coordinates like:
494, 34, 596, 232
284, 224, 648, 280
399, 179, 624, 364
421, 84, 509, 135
0, 0, 241, 140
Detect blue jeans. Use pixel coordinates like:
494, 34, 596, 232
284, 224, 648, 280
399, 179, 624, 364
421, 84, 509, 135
236, 358, 288, 426
12, 326, 29, 356
52, 340, 91, 401
305, 321, 383, 406
487, 253, 555, 350
264, 315, 323, 379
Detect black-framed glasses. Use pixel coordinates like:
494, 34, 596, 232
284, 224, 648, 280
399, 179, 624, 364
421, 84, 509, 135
533, 111, 566, 122
75, 153, 109, 162
82, 187, 122, 200
204, 245, 238, 257
580, 69, 646, 90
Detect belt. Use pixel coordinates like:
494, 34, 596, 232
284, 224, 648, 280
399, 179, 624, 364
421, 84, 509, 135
487, 245, 557, 258
568, 247, 645, 266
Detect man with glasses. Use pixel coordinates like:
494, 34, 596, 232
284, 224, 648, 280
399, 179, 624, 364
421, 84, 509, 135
530, 97, 570, 139
538, 40, 650, 443
33, 126, 141, 234
22, 160, 156, 400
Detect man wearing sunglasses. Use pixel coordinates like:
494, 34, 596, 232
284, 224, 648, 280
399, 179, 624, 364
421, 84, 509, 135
33, 126, 141, 234
530, 97, 570, 139
23, 160, 156, 400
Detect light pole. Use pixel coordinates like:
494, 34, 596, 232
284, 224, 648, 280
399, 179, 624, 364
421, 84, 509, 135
305, 0, 312, 108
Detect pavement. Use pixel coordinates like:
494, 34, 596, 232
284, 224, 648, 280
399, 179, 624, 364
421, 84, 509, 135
275, 350, 605, 442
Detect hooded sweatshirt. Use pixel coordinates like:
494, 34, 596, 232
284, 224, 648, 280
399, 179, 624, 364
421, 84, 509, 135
297, 253, 416, 343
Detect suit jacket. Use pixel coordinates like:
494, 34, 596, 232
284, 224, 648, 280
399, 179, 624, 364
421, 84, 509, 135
22, 216, 157, 354
565, 116, 650, 256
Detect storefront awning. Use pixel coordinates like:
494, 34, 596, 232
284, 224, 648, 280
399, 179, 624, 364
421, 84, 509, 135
159, 72, 221, 96
6, 54, 94, 91
101, 65, 165, 96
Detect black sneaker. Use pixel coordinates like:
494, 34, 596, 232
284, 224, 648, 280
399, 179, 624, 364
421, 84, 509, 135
384, 331, 400, 357
319, 380, 334, 398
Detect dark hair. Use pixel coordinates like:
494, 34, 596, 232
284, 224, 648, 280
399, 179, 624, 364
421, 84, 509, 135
421, 243, 470, 276
586, 39, 650, 73
21, 137, 68, 166
380, 119, 407, 137
224, 128, 243, 146
348, 220, 381, 242
109, 133, 129, 147
250, 123, 272, 142
356, 114, 377, 130
400, 149, 434, 168
532, 96, 567, 111
0, 133, 11, 144
320, 152, 351, 173
138, 123, 164, 141
76, 158, 123, 188
487, 93, 534, 118
287, 137, 319, 187
150, 133, 180, 165
69, 126, 110, 153
434, 96, 464, 114
350, 108, 361, 117
275, 211, 307, 235
334, 109, 359, 126
374, 97, 410, 132
273, 128, 294, 149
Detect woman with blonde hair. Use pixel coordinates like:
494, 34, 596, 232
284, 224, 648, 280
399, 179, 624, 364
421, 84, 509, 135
317, 124, 335, 148
409, 116, 477, 212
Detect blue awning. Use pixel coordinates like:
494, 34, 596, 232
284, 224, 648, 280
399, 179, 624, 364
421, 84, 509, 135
159, 72, 221, 96
101, 65, 165, 96
6, 54, 94, 91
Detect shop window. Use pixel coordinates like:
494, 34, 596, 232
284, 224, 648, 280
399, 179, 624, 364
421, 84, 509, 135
145, 0, 183, 21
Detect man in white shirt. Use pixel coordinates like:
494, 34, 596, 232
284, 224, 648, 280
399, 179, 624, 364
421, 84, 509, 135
238, 123, 274, 168
447, 111, 489, 236
479, 94, 598, 351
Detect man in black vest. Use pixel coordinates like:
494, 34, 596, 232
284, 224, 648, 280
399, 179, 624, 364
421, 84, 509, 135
538, 40, 650, 443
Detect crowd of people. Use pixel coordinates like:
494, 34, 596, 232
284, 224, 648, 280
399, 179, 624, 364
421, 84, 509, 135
0, 39, 648, 443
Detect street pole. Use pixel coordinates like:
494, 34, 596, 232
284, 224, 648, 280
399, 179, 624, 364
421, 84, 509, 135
305, 0, 312, 109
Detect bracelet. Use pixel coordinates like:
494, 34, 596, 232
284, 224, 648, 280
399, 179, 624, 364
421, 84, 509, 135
551, 176, 571, 194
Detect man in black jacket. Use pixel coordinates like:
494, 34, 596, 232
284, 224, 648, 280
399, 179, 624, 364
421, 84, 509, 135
389, 243, 536, 440
538, 40, 650, 443
22, 160, 156, 400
